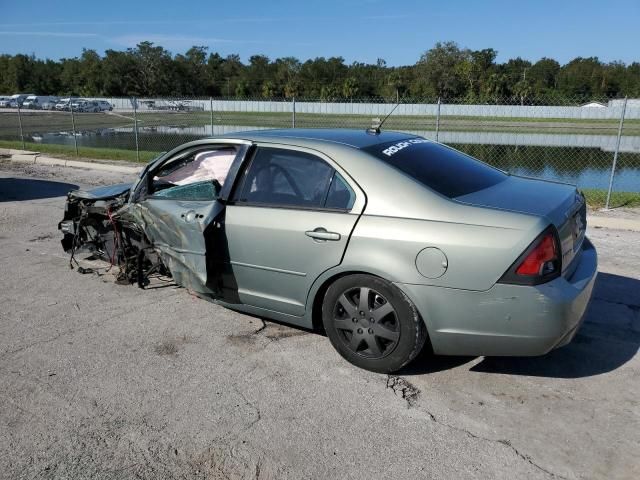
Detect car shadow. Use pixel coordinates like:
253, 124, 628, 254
0, 177, 78, 202
401, 272, 640, 379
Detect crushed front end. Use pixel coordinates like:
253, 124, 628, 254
58, 183, 167, 287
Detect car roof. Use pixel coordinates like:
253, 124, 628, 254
218, 128, 416, 150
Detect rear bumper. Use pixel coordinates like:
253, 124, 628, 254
396, 238, 598, 356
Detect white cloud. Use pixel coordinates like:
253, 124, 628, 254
0, 31, 99, 37
0, 18, 281, 28
109, 34, 315, 50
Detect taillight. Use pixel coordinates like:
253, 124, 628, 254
499, 226, 562, 285
515, 233, 558, 276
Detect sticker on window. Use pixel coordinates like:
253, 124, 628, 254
381, 138, 430, 157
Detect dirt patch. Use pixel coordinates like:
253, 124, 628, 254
227, 321, 309, 348
227, 333, 258, 348
29, 233, 54, 242
262, 323, 309, 341
154, 335, 193, 356
190, 442, 289, 479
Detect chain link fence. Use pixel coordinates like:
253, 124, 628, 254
1, 95, 638, 209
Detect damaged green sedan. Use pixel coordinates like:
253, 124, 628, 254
59, 129, 597, 373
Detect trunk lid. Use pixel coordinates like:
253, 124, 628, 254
456, 175, 587, 275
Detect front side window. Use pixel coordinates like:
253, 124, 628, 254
151, 147, 237, 200
234, 147, 336, 209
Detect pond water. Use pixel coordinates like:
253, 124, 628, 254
22, 125, 640, 192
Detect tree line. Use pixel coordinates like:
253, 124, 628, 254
1, 41, 639, 103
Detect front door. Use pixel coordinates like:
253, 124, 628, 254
133, 143, 246, 294
136, 199, 223, 293
222, 145, 364, 316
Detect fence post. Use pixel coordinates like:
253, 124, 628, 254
435, 97, 441, 142
132, 97, 140, 162
16, 104, 25, 150
69, 98, 79, 157
292, 96, 296, 128
209, 97, 214, 136
605, 97, 628, 210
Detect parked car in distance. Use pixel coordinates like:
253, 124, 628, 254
81, 100, 113, 113
84, 101, 99, 112
55, 98, 72, 111
21, 96, 38, 109
0, 93, 34, 108
1, 98, 20, 108
14, 93, 34, 107
96, 100, 113, 111
70, 99, 90, 112
22, 95, 59, 110
58, 129, 597, 373
41, 98, 60, 110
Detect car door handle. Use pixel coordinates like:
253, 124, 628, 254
305, 228, 341, 241
180, 210, 204, 223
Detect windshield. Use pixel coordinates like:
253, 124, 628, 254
363, 138, 507, 198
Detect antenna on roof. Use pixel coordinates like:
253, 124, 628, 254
367, 101, 401, 134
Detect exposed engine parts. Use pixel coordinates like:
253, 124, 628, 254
59, 187, 169, 289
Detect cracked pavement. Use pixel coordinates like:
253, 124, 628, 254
1, 162, 639, 479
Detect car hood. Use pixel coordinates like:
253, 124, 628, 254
70, 183, 132, 200
455, 175, 579, 228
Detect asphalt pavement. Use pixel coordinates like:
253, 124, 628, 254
1, 161, 638, 479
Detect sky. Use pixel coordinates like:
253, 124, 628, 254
1, 0, 639, 66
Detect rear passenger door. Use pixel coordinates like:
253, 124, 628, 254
221, 144, 364, 316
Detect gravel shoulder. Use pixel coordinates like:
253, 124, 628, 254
1, 163, 638, 480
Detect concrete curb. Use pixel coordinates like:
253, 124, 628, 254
2, 149, 142, 174
587, 215, 640, 232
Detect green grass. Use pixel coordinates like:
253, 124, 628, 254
0, 140, 157, 162
581, 189, 640, 208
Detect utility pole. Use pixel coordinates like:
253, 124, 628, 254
605, 97, 628, 210
69, 98, 78, 157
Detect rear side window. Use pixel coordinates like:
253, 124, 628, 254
363, 139, 507, 198
325, 172, 355, 210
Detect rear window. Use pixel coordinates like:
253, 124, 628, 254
363, 139, 507, 198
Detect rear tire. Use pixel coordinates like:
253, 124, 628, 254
322, 274, 427, 373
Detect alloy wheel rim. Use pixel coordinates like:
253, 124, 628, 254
333, 286, 400, 359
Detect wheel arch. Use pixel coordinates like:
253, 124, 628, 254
309, 269, 373, 333
307, 267, 433, 351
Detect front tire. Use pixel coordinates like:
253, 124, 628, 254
322, 274, 427, 373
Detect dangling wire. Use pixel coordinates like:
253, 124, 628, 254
69, 214, 84, 270
106, 206, 122, 272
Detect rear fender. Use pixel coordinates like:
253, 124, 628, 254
341, 214, 547, 291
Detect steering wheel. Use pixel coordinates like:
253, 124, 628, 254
254, 163, 304, 199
